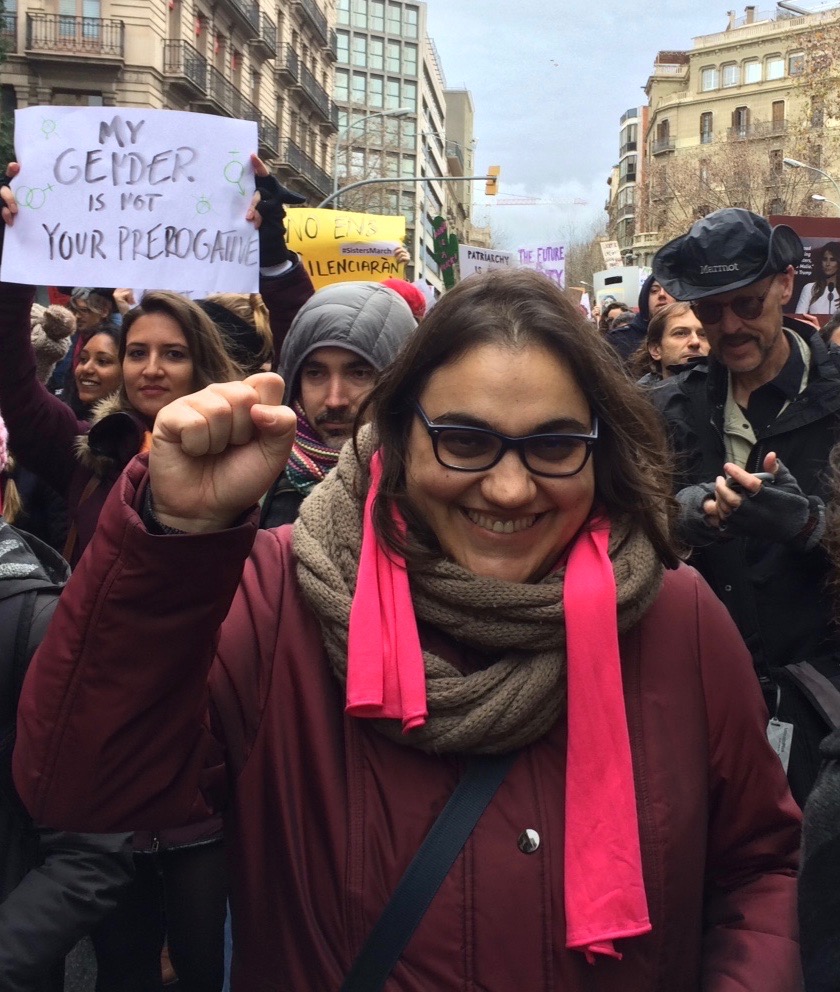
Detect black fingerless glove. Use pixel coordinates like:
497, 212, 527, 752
723, 460, 825, 550
675, 483, 723, 546
254, 173, 307, 267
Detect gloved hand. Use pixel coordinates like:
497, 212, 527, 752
254, 172, 307, 267
675, 482, 722, 546
722, 459, 825, 550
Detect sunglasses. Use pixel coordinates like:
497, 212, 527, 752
689, 279, 774, 325
414, 403, 598, 478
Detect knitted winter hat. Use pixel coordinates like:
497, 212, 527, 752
382, 278, 427, 320
30, 302, 76, 384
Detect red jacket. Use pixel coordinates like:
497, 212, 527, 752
15, 459, 802, 992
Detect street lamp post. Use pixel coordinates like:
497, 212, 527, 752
783, 157, 840, 204
811, 193, 840, 212
331, 107, 413, 208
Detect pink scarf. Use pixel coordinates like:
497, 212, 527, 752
346, 452, 651, 961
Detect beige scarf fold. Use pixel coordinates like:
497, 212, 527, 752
293, 428, 664, 754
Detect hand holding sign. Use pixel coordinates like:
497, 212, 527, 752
246, 153, 307, 267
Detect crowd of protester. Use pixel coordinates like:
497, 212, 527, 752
1, 147, 840, 992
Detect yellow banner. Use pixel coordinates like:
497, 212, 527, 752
285, 208, 406, 290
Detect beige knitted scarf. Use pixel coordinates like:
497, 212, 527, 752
293, 428, 664, 754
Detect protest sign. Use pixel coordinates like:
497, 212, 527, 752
285, 207, 405, 289
0, 106, 259, 295
600, 240, 623, 268
771, 214, 840, 323
516, 243, 566, 288
458, 244, 515, 278
431, 215, 458, 290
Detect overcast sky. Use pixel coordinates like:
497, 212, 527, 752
423, 2, 812, 249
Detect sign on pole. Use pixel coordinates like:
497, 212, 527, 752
1, 106, 260, 294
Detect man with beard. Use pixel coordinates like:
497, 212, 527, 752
652, 207, 840, 806
260, 281, 417, 527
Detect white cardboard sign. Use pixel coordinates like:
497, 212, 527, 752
457, 244, 515, 278
1, 107, 260, 295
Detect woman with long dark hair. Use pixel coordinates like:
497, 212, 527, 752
796, 241, 840, 315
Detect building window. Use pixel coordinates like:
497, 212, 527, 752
386, 2, 401, 34
700, 66, 718, 91
744, 60, 761, 84
337, 0, 350, 26
772, 100, 785, 134
766, 55, 784, 79
788, 52, 804, 76
403, 43, 417, 75
385, 77, 400, 109
335, 68, 349, 101
336, 30, 349, 63
370, 0, 385, 31
352, 35, 366, 66
700, 111, 713, 144
403, 80, 417, 111
369, 74, 383, 108
386, 40, 400, 73
770, 149, 783, 175
722, 63, 739, 87
352, 0, 367, 29
351, 72, 366, 104
404, 5, 418, 38
369, 37, 384, 70
731, 105, 750, 139
812, 96, 825, 128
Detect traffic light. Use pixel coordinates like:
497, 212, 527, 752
485, 165, 500, 196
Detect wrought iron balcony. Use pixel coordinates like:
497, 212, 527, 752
193, 64, 261, 126
163, 40, 208, 97
252, 10, 277, 59
26, 13, 124, 59
294, 0, 329, 44
259, 115, 279, 157
727, 119, 787, 141
299, 62, 331, 119
276, 44, 300, 83
651, 137, 675, 155
218, 0, 260, 36
279, 139, 331, 197
327, 28, 338, 61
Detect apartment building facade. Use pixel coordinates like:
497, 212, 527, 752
606, 105, 646, 259
636, 3, 840, 261
0, 0, 338, 202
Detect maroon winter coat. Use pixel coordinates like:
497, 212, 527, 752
0, 265, 313, 566
15, 459, 802, 992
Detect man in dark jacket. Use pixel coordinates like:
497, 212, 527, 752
0, 515, 133, 990
652, 207, 840, 805
605, 273, 674, 365
260, 282, 416, 527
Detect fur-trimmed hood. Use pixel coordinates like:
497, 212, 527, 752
73, 392, 149, 479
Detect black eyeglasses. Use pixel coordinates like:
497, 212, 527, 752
414, 403, 598, 478
690, 280, 774, 325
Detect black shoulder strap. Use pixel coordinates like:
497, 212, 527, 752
340, 751, 518, 992
0, 590, 37, 809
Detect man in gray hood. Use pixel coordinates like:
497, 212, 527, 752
260, 281, 416, 527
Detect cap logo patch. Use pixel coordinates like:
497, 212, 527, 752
700, 263, 739, 274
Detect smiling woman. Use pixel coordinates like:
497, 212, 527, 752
15, 269, 803, 991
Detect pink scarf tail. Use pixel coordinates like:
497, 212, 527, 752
346, 451, 428, 732
563, 519, 651, 962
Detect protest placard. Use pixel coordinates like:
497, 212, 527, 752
1, 106, 259, 294
285, 207, 406, 289
516, 243, 566, 288
458, 244, 515, 279
771, 213, 840, 323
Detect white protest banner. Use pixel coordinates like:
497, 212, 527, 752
457, 244, 515, 278
600, 240, 623, 268
1, 107, 259, 294
516, 243, 566, 288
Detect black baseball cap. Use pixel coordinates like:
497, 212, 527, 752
653, 208, 803, 301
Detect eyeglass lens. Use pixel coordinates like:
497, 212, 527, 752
436, 428, 590, 475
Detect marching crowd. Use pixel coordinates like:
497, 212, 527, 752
0, 149, 839, 992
